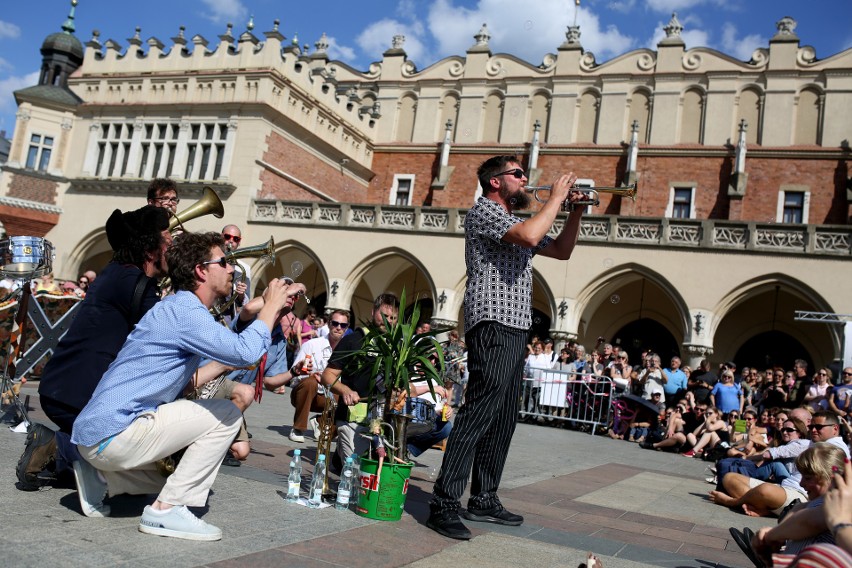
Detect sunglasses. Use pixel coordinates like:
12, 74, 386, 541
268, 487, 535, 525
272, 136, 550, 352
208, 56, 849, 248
808, 423, 836, 431
745, 417, 755, 421
492, 168, 525, 179
780, 427, 797, 433
201, 257, 230, 268
329, 320, 349, 329
223, 234, 242, 244
844, 372, 852, 376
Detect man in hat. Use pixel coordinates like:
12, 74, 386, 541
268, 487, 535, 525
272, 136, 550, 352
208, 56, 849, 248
17, 205, 171, 498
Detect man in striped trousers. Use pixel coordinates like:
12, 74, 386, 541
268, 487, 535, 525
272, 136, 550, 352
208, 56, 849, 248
427, 155, 585, 539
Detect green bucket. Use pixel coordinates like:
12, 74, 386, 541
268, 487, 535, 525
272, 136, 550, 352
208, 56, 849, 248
354, 457, 413, 521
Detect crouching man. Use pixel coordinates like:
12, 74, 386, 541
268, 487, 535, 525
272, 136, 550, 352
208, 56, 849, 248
70, 232, 304, 540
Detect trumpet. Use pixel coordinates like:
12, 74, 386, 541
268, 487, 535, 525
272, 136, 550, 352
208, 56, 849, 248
167, 186, 225, 233
210, 236, 276, 320
525, 183, 638, 212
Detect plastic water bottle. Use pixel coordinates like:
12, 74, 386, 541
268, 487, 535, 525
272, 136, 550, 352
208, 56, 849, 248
308, 454, 326, 508
349, 453, 361, 509
336, 457, 354, 510
286, 449, 302, 502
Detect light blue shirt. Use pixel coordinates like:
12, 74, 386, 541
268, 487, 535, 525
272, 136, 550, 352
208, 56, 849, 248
664, 368, 688, 395
218, 325, 289, 385
72, 290, 271, 447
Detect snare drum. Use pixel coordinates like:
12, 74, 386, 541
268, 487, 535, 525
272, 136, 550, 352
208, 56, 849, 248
0, 236, 54, 278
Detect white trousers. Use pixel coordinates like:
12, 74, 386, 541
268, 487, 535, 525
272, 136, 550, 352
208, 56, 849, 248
78, 399, 241, 507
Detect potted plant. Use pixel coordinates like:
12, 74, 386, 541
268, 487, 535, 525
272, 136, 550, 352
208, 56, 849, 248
341, 289, 446, 521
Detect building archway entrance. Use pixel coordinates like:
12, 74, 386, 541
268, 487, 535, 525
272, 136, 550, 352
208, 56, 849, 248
733, 331, 812, 372
610, 318, 680, 362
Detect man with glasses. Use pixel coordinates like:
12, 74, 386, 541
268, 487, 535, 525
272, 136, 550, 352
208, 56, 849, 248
427, 155, 585, 540
263, 309, 350, 443
70, 232, 304, 540
219, 224, 249, 323
146, 178, 180, 216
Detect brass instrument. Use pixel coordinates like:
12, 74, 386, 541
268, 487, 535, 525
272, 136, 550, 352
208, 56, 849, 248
525, 183, 638, 212
316, 383, 337, 496
167, 186, 225, 233
210, 236, 276, 319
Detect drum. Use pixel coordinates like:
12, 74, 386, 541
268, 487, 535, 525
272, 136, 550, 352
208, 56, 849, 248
0, 236, 54, 278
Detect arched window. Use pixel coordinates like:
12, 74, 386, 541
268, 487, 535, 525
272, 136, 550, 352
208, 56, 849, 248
794, 88, 821, 145
439, 92, 460, 141
627, 89, 651, 143
737, 88, 762, 144
576, 91, 600, 143
679, 88, 704, 144
395, 94, 417, 142
530, 91, 551, 141
482, 92, 504, 142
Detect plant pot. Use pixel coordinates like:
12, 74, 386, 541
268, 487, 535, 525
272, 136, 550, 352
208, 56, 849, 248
354, 457, 413, 521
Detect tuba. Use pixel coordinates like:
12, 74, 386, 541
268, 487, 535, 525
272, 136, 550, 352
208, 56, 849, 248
210, 236, 276, 319
167, 186, 225, 233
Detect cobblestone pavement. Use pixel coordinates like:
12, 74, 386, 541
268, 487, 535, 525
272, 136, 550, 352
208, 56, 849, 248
0, 383, 771, 567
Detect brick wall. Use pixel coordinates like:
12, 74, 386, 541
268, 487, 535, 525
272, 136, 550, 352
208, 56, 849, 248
7, 172, 58, 205
0, 203, 59, 237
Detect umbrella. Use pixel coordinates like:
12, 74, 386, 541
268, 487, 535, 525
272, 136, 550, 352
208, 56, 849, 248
618, 393, 662, 418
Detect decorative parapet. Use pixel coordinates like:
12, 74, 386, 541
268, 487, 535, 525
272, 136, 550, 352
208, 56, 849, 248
250, 199, 852, 258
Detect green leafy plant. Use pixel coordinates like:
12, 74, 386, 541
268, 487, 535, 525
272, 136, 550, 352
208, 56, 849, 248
343, 288, 445, 460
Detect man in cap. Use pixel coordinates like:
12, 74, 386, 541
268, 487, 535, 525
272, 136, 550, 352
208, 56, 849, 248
17, 205, 171, 499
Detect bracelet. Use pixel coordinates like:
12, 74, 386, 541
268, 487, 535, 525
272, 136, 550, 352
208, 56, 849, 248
832, 523, 852, 537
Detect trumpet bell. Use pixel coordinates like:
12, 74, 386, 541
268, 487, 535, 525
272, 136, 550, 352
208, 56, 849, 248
226, 236, 276, 266
167, 186, 225, 232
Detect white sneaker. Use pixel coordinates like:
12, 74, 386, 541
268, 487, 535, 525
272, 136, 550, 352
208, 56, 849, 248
139, 505, 222, 541
308, 416, 320, 439
72, 459, 110, 518
289, 429, 305, 443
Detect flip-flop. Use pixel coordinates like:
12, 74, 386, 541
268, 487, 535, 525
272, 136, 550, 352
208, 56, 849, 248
728, 527, 765, 568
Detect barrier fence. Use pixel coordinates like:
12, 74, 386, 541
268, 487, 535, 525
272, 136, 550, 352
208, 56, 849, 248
518, 369, 614, 434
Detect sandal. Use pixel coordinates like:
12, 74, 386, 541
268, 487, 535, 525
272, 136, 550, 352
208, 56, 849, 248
728, 527, 765, 568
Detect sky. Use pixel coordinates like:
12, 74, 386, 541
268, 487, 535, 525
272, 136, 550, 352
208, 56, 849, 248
0, 0, 850, 137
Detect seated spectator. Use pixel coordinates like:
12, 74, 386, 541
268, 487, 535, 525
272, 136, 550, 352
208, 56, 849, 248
710, 411, 849, 517
648, 403, 687, 451
741, 443, 848, 566
682, 406, 727, 458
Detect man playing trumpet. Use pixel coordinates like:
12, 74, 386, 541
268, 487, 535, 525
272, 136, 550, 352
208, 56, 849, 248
71, 232, 305, 541
427, 156, 585, 540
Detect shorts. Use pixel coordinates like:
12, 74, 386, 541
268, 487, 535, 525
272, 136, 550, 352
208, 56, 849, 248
747, 477, 807, 516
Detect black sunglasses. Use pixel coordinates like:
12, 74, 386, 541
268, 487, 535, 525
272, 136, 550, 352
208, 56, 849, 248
780, 428, 797, 433
808, 423, 836, 431
492, 168, 525, 179
329, 321, 349, 329
201, 257, 230, 268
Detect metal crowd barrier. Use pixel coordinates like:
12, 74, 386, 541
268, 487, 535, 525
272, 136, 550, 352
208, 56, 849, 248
518, 369, 614, 435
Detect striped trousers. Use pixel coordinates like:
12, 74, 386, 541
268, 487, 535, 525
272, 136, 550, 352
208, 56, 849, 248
431, 321, 527, 511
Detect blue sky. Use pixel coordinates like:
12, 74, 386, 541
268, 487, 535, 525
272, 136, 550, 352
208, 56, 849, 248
0, 0, 850, 137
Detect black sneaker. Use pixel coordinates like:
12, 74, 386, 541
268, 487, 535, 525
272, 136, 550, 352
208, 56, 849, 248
16, 423, 57, 491
222, 451, 241, 467
462, 503, 524, 526
426, 509, 472, 540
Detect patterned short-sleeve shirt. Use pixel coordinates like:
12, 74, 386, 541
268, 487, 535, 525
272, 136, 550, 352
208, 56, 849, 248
463, 197, 552, 333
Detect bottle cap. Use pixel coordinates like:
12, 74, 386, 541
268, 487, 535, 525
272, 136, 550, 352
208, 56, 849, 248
345, 456, 353, 464
318, 454, 326, 461
294, 449, 301, 455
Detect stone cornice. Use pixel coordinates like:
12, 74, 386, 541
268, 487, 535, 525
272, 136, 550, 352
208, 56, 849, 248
0, 196, 63, 214
67, 178, 237, 200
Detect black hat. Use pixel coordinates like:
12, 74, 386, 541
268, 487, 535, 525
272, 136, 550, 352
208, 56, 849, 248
105, 205, 170, 251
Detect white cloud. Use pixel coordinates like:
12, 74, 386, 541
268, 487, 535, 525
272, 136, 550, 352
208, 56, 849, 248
0, 57, 13, 72
645, 0, 737, 14
356, 19, 430, 66
198, 0, 248, 24
0, 71, 39, 113
0, 21, 21, 40
426, 0, 634, 65
607, 0, 637, 14
325, 36, 357, 63
719, 23, 766, 61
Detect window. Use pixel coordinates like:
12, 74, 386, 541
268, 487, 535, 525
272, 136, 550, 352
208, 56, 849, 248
25, 134, 53, 172
390, 175, 414, 206
779, 190, 808, 224
184, 122, 227, 181
666, 187, 695, 219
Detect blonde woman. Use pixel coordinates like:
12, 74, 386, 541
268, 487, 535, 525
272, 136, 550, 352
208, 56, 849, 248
804, 368, 833, 412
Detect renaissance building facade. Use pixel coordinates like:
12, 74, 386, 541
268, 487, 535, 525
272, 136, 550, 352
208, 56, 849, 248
1, 4, 850, 369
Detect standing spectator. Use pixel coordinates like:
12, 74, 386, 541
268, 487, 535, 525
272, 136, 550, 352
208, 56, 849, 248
77, 274, 91, 293
664, 356, 688, 406
689, 359, 717, 404
638, 353, 667, 400
789, 359, 811, 408
828, 367, 852, 418
804, 368, 833, 412
711, 370, 744, 416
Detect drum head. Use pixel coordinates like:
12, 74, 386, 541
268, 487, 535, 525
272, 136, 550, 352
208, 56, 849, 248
0, 236, 54, 278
